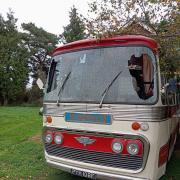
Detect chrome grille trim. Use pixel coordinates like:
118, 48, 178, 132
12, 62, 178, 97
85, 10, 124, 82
43, 103, 167, 121
43, 127, 150, 172
45, 144, 143, 170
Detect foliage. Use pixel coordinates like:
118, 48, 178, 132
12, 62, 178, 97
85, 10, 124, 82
21, 23, 59, 84
0, 11, 59, 106
86, 0, 178, 37
60, 6, 86, 43
0, 11, 29, 105
155, 11, 180, 73
25, 85, 43, 105
86, 0, 179, 72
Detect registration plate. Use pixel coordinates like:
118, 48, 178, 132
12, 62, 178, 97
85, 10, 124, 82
71, 169, 97, 179
65, 112, 111, 125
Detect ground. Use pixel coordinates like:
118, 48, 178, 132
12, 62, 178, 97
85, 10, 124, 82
0, 107, 179, 180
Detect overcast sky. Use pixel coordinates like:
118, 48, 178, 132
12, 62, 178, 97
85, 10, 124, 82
0, 0, 91, 35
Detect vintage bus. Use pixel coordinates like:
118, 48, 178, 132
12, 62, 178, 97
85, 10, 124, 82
40, 35, 179, 180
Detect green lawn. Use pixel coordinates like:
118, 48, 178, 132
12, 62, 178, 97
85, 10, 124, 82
0, 107, 83, 180
0, 107, 179, 180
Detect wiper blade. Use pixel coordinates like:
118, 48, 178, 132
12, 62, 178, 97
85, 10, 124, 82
99, 70, 122, 108
57, 71, 71, 106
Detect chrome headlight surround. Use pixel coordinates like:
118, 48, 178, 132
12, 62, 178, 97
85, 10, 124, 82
45, 134, 53, 144
112, 142, 123, 153
54, 134, 63, 145
127, 143, 139, 155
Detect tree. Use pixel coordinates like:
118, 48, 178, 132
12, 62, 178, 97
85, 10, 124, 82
155, 11, 180, 73
21, 23, 59, 84
0, 11, 29, 105
61, 6, 86, 43
86, 0, 179, 72
86, 0, 178, 36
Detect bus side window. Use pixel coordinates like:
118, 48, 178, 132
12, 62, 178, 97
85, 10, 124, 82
167, 76, 177, 105
160, 74, 167, 105
161, 74, 178, 105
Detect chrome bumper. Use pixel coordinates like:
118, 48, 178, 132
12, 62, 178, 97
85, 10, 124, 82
46, 158, 149, 180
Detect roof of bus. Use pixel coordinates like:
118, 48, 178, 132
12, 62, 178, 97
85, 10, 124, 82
52, 35, 158, 55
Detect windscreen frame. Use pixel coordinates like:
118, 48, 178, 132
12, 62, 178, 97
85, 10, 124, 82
44, 44, 159, 105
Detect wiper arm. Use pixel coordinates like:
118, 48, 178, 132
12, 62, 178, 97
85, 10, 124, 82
57, 71, 71, 106
99, 71, 123, 108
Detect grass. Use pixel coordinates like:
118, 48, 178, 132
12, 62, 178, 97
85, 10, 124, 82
0, 107, 179, 180
0, 106, 82, 180
160, 142, 180, 180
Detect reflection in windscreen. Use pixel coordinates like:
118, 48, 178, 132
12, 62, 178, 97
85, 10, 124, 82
44, 46, 157, 104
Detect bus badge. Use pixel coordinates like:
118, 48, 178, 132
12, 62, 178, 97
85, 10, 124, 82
75, 136, 96, 146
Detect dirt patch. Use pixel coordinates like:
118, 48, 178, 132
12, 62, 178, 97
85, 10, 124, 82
28, 134, 42, 143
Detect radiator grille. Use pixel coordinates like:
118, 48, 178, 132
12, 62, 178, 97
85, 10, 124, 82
45, 144, 143, 170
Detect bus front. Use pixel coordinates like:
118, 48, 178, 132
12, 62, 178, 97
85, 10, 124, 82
43, 36, 163, 180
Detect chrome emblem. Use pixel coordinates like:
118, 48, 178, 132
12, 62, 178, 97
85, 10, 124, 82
75, 136, 96, 146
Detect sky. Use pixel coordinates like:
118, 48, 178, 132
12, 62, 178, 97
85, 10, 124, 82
0, 0, 91, 35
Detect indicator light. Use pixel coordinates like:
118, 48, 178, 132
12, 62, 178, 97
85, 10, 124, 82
140, 123, 149, 131
46, 116, 52, 123
132, 122, 141, 130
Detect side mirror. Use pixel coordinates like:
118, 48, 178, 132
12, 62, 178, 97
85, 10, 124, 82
36, 78, 44, 89
39, 107, 43, 116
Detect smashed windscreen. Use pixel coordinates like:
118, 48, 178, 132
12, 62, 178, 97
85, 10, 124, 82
44, 46, 158, 104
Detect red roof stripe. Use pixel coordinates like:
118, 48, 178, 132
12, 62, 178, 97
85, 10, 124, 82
53, 35, 158, 55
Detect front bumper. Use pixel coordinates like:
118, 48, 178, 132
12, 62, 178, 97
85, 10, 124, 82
46, 156, 149, 180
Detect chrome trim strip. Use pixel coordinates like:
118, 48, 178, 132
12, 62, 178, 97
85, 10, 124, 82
46, 158, 149, 180
43, 103, 167, 122
45, 144, 143, 170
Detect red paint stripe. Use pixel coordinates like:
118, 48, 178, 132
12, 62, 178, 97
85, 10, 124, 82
52, 35, 157, 55
46, 130, 143, 156
158, 142, 169, 167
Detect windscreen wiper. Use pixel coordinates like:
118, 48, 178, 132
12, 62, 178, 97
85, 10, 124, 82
56, 71, 71, 106
99, 71, 123, 108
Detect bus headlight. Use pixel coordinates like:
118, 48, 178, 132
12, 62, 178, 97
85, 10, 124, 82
112, 142, 123, 153
127, 143, 139, 155
54, 134, 63, 145
45, 134, 52, 144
